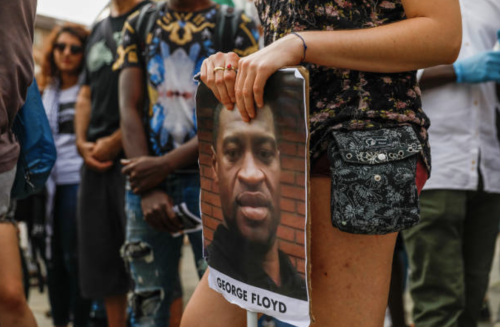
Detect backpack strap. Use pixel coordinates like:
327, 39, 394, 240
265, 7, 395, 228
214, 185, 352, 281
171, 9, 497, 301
213, 4, 242, 53
133, 2, 164, 141
136, 1, 164, 58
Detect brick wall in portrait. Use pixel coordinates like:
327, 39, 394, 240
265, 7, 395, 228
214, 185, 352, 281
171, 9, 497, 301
197, 102, 308, 278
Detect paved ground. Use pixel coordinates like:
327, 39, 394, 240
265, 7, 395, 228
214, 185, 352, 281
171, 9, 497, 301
27, 235, 500, 327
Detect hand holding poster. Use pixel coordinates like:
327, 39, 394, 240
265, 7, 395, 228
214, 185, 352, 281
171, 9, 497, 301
196, 68, 310, 327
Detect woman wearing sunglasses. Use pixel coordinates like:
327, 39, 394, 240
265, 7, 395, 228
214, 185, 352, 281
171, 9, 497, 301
38, 24, 91, 327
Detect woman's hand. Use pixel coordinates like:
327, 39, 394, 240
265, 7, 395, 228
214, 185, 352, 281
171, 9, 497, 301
234, 34, 303, 121
200, 52, 241, 112
201, 34, 303, 122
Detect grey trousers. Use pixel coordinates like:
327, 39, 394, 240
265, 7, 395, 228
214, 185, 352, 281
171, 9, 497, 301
0, 166, 16, 222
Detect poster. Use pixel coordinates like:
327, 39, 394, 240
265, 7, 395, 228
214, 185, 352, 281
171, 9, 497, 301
196, 67, 310, 327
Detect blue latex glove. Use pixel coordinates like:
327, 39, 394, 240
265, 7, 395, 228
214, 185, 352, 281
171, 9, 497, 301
453, 30, 500, 84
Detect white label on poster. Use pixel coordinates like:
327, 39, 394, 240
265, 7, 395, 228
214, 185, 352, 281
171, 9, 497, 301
209, 268, 310, 327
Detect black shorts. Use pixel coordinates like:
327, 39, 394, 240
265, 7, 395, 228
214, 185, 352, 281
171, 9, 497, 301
77, 163, 130, 298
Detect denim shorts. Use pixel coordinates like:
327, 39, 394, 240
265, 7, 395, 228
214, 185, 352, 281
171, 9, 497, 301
313, 126, 427, 235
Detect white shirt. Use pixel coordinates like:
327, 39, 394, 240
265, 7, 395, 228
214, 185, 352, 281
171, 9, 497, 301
42, 84, 83, 185
418, 0, 500, 193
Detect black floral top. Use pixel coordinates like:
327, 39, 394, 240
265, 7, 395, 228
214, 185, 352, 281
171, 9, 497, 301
255, 0, 431, 173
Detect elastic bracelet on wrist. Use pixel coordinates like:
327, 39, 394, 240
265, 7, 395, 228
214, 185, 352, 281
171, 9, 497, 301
291, 32, 307, 63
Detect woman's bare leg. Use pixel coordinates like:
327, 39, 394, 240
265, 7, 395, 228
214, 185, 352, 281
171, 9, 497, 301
180, 269, 246, 327
0, 223, 37, 327
182, 176, 397, 327
310, 176, 397, 327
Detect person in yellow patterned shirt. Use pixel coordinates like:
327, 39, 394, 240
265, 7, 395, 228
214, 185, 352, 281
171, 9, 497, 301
114, 0, 258, 326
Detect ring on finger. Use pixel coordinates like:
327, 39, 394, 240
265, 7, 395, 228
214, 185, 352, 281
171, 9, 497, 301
213, 66, 225, 73
225, 64, 238, 73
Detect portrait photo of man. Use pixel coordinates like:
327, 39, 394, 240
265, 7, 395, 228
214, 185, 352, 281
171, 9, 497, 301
196, 69, 310, 314
208, 100, 307, 300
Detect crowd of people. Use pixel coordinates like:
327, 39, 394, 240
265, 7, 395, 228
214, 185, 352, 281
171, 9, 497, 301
0, 0, 499, 327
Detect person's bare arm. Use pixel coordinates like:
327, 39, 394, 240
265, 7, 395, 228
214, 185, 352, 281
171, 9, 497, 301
419, 65, 457, 91
118, 67, 149, 159
75, 85, 113, 171
202, 0, 462, 120
119, 67, 183, 233
120, 67, 199, 193
75, 85, 92, 150
288, 0, 462, 73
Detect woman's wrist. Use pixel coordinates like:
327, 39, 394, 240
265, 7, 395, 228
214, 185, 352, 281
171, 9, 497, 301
276, 33, 306, 66
283, 32, 307, 66
290, 32, 308, 63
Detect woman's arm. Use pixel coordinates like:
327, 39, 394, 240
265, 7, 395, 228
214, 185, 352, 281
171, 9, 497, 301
202, 0, 462, 121
298, 0, 461, 72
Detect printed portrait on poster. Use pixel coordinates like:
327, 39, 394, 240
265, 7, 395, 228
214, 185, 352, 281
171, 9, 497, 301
196, 68, 310, 327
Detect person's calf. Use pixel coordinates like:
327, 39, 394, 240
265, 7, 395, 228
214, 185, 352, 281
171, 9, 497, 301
0, 283, 27, 314
0, 223, 37, 327
0, 283, 37, 327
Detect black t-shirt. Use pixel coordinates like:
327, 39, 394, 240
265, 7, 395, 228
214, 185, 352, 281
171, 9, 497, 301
82, 1, 150, 142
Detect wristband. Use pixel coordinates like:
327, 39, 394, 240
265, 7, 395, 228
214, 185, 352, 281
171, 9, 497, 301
291, 32, 307, 63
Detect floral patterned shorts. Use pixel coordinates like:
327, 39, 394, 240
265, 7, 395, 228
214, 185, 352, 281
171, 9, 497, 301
321, 125, 427, 235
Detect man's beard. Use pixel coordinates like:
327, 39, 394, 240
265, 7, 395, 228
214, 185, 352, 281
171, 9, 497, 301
225, 204, 280, 257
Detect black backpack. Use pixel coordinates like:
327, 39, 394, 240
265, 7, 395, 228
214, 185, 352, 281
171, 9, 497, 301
135, 1, 242, 57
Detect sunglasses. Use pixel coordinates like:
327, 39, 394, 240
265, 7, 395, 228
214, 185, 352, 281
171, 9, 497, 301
54, 43, 83, 54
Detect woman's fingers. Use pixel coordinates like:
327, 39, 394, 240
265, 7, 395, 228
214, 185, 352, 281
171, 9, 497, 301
204, 59, 222, 102
242, 66, 258, 119
223, 70, 237, 111
215, 66, 232, 110
200, 52, 242, 111
200, 58, 208, 85
234, 60, 250, 123
224, 52, 240, 104
253, 69, 271, 109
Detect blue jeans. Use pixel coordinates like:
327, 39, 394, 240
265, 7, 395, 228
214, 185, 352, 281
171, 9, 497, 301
47, 184, 91, 327
123, 173, 206, 327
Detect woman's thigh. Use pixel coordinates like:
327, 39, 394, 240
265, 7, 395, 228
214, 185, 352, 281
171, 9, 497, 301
180, 268, 246, 327
310, 176, 397, 327
181, 176, 398, 327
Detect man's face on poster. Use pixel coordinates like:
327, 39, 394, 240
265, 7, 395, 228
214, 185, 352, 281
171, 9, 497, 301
212, 105, 281, 250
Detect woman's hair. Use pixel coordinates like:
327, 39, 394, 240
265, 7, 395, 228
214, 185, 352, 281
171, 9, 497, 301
38, 23, 89, 91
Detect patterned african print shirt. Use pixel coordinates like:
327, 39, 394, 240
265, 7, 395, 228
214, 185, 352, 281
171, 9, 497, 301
255, 0, 431, 172
115, 3, 259, 156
